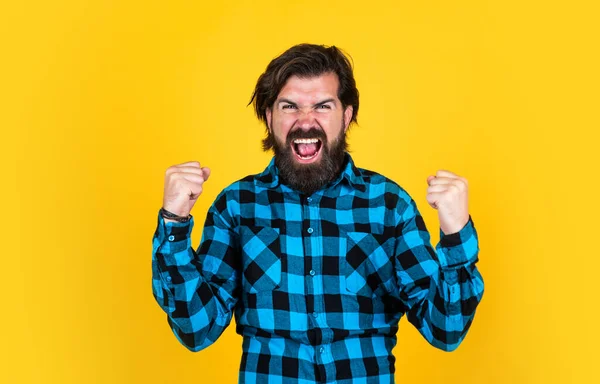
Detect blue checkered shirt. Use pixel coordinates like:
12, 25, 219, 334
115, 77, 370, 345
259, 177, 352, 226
152, 154, 484, 383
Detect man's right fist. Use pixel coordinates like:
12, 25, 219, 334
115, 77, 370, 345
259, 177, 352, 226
162, 161, 211, 218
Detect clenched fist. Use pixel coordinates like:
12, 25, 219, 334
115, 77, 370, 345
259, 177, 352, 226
426, 170, 470, 235
163, 161, 211, 219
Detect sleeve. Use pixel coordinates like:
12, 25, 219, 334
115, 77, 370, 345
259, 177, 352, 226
151, 198, 240, 352
394, 197, 484, 351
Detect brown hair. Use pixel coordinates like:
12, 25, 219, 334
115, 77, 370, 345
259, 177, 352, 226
249, 43, 360, 151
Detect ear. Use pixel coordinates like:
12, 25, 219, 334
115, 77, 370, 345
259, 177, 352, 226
266, 108, 272, 132
343, 105, 353, 133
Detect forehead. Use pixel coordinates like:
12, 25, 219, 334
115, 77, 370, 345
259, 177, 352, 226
277, 72, 340, 102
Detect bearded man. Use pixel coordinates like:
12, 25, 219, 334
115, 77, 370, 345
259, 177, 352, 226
152, 44, 484, 384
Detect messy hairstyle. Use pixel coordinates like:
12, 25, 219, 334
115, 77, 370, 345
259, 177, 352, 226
249, 43, 360, 151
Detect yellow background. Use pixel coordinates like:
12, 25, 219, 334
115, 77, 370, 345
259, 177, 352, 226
2, 0, 598, 383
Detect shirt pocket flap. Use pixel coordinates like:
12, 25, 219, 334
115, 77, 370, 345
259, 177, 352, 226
344, 231, 395, 296
240, 226, 282, 293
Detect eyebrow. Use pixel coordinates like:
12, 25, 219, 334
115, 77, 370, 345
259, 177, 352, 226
277, 98, 337, 107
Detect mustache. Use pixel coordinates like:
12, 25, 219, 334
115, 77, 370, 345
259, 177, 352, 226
286, 128, 327, 145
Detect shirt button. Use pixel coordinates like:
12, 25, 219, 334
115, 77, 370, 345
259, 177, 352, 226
319, 347, 325, 354
166, 276, 172, 282
312, 312, 318, 318
307, 227, 314, 234
168, 235, 175, 241
307, 197, 312, 203
309, 270, 316, 276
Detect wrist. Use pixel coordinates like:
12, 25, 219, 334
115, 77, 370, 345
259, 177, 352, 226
160, 207, 192, 223
440, 215, 470, 235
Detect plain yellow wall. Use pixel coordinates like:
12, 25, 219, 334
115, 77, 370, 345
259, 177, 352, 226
2, 0, 598, 383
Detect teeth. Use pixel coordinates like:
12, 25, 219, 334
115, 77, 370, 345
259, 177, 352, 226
293, 138, 320, 144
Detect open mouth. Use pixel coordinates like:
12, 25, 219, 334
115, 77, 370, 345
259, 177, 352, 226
291, 138, 323, 162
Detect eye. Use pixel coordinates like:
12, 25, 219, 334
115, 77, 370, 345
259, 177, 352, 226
282, 104, 297, 109
316, 104, 332, 109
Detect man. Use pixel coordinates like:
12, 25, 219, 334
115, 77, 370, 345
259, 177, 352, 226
152, 44, 484, 383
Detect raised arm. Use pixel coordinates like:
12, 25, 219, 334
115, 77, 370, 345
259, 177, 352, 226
394, 171, 484, 351
152, 161, 240, 351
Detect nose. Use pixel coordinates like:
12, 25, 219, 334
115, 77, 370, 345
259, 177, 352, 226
296, 108, 317, 130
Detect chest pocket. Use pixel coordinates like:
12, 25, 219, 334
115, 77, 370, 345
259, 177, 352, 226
344, 231, 395, 296
240, 226, 282, 293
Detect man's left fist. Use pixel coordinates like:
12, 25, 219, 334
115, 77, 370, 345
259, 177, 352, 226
426, 170, 470, 235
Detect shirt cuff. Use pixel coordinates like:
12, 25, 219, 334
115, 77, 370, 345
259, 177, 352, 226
435, 215, 479, 268
156, 210, 194, 254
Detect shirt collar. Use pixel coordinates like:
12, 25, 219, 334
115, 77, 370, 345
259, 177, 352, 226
254, 152, 366, 193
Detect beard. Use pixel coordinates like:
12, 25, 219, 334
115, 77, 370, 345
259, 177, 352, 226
272, 124, 348, 195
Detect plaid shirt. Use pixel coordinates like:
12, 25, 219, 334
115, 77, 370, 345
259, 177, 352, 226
152, 154, 484, 383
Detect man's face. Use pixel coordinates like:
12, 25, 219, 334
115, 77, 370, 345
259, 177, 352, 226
266, 72, 353, 195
